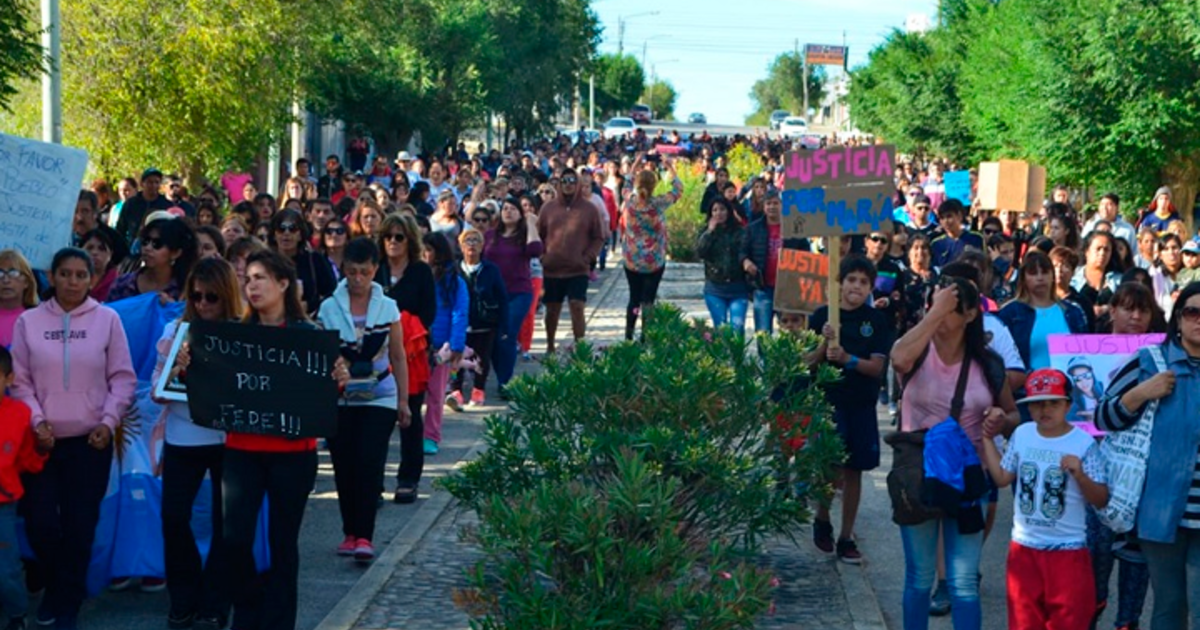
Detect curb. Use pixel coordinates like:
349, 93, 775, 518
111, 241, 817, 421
835, 561, 889, 630
311, 438, 488, 630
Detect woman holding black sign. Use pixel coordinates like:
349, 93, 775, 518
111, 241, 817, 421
176, 249, 348, 630
317, 238, 413, 556
153, 258, 243, 630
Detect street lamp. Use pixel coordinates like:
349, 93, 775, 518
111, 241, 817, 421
648, 59, 678, 120
617, 11, 659, 55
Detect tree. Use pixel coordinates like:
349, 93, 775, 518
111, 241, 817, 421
640, 79, 677, 121
590, 53, 645, 119
0, 0, 43, 112
746, 52, 826, 124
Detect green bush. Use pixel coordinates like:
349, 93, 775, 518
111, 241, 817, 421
444, 305, 844, 629
663, 164, 708, 262
725, 144, 765, 187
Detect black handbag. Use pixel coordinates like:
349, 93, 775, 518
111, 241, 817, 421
883, 353, 972, 526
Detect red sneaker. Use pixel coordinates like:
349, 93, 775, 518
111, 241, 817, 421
337, 535, 356, 557
354, 539, 375, 562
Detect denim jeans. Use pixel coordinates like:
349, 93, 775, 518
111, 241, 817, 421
703, 292, 748, 333
493, 292, 533, 387
1086, 507, 1149, 627
752, 288, 774, 334
1141, 527, 1200, 630
900, 519, 983, 630
0, 503, 26, 619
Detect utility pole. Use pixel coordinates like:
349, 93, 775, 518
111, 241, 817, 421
800, 39, 809, 123
618, 17, 624, 55
649, 64, 656, 119
41, 0, 62, 144
589, 75, 595, 129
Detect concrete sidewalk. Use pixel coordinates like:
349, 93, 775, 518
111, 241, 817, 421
327, 262, 889, 630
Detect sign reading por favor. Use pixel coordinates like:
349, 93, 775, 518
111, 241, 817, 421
773, 249, 829, 314
780, 145, 896, 238
1047, 333, 1164, 437
186, 320, 341, 438
0, 132, 88, 269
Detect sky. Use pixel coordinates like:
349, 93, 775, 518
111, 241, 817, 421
592, 0, 938, 125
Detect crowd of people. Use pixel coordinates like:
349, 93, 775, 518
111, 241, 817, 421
0, 127, 1197, 630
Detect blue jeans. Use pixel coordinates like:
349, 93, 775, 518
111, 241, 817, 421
493, 292, 533, 387
0, 503, 26, 619
1141, 527, 1200, 630
704, 292, 748, 333
752, 288, 774, 334
900, 519, 983, 630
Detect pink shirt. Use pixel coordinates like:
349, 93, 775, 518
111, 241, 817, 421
0, 307, 23, 348
899, 342, 994, 446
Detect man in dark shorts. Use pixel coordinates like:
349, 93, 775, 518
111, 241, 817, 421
537, 168, 604, 354
806, 254, 895, 564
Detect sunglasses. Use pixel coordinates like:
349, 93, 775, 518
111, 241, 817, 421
384, 233, 406, 243
143, 238, 166, 250
276, 222, 300, 233
539, 189, 555, 195
1181, 306, 1200, 322
189, 291, 220, 305
1071, 371, 1094, 382
867, 235, 889, 244
324, 226, 347, 236
0, 269, 22, 280
471, 215, 490, 223
983, 229, 1000, 236
561, 176, 578, 184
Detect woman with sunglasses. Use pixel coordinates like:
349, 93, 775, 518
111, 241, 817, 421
107, 217, 198, 303
268, 209, 336, 315
12, 247, 137, 629
1096, 281, 1200, 629
152, 258, 243, 630
448, 228, 508, 408
322, 219, 349, 278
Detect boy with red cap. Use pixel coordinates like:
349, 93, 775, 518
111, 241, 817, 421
981, 368, 1109, 629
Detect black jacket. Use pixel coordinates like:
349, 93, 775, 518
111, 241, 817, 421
738, 218, 810, 289
375, 260, 437, 331
292, 250, 337, 316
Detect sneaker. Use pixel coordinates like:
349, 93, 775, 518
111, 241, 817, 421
167, 611, 194, 630
33, 603, 53, 627
836, 538, 862, 564
469, 389, 485, 407
393, 485, 417, 504
109, 576, 134, 592
522, 352, 532, 362
812, 519, 834, 554
4, 616, 26, 630
337, 535, 356, 557
588, 270, 599, 282
445, 391, 464, 412
354, 539, 375, 562
140, 577, 167, 593
423, 438, 439, 455
929, 579, 951, 616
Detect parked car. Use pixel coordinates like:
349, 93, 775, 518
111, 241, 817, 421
768, 110, 791, 130
795, 133, 823, 150
778, 116, 809, 139
687, 112, 707, 124
603, 117, 637, 139
564, 128, 601, 145
630, 104, 652, 123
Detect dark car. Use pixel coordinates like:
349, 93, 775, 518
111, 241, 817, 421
687, 112, 707, 124
630, 104, 652, 123
768, 110, 791, 130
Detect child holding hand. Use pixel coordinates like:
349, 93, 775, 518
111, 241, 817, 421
981, 368, 1108, 630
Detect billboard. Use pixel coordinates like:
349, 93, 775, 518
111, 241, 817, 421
805, 44, 847, 68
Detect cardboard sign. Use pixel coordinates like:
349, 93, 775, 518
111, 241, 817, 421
773, 249, 829, 314
186, 320, 341, 438
943, 171, 972, 206
976, 160, 1046, 213
1047, 334, 1164, 437
0, 133, 88, 269
780, 145, 896, 238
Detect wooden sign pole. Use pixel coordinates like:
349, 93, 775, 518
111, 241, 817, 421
827, 243, 841, 349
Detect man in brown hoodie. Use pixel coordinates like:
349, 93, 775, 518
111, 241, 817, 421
537, 168, 605, 353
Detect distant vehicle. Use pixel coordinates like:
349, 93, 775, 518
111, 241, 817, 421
603, 117, 637, 139
564, 128, 601, 145
768, 110, 791, 130
630, 104, 652, 123
795, 133, 823, 150
687, 112, 707, 124
778, 116, 809, 139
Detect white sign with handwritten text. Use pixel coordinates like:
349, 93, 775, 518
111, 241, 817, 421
0, 133, 88, 269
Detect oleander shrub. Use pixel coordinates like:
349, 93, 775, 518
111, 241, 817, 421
445, 305, 844, 629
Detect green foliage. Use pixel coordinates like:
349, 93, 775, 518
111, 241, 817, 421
847, 0, 1200, 213
590, 53, 646, 120
640, 79, 677, 121
725, 144, 765, 187
746, 52, 826, 124
445, 305, 844, 628
663, 163, 707, 261
0, 0, 43, 112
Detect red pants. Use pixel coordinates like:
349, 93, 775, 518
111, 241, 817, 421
1007, 541, 1095, 630
519, 277, 542, 353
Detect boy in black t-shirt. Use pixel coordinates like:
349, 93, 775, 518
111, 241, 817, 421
807, 254, 895, 564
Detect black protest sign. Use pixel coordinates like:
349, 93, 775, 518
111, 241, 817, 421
186, 320, 340, 438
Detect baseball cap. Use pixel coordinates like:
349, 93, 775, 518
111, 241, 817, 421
396, 151, 414, 162
912, 194, 932, 207
1016, 368, 1073, 404
1184, 240, 1200, 254
141, 167, 163, 181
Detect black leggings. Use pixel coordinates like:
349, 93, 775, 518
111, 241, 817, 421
394, 393, 425, 489
624, 267, 665, 340
328, 406, 395, 541
162, 443, 229, 620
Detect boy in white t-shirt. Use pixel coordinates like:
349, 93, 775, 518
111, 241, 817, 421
981, 368, 1109, 630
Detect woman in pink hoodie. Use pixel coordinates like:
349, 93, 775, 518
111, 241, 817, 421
10, 247, 137, 629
